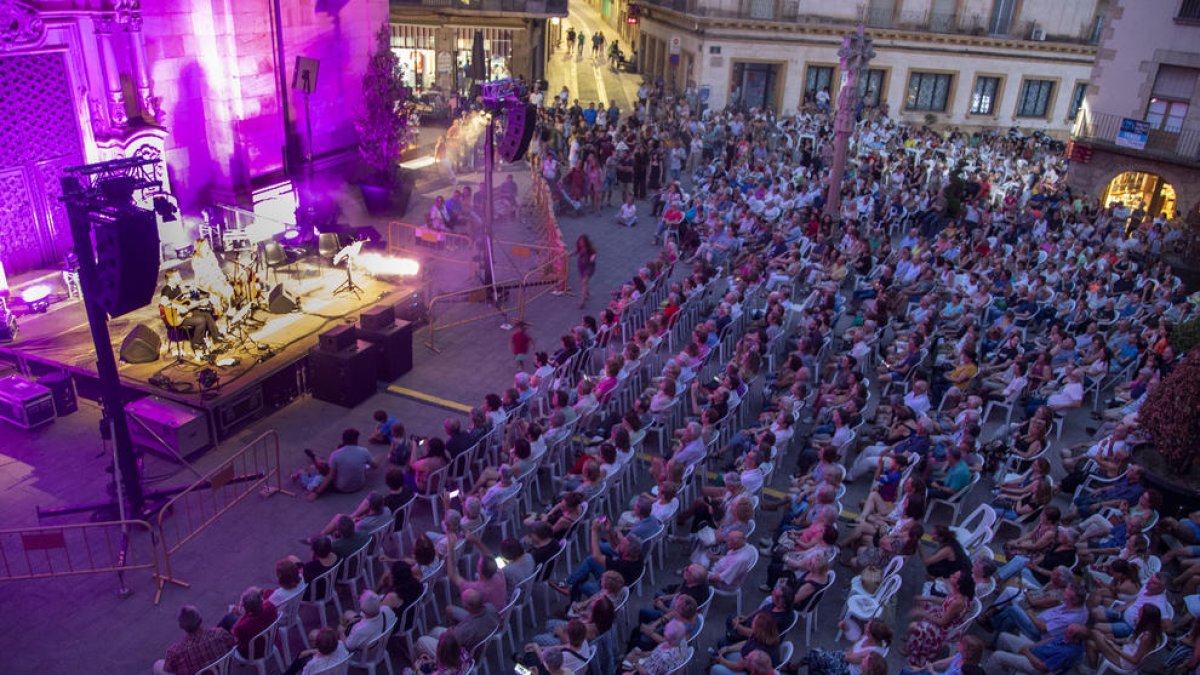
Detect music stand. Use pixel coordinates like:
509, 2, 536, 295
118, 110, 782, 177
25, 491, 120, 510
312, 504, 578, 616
332, 240, 365, 298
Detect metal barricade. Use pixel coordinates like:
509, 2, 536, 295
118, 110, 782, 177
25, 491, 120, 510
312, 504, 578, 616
0, 519, 184, 603
155, 430, 291, 602
386, 220, 477, 264
424, 282, 522, 353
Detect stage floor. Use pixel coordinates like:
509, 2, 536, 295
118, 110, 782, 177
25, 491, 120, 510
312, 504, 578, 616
0, 261, 417, 415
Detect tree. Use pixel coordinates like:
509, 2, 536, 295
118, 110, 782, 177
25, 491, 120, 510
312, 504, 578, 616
1138, 347, 1200, 472
356, 24, 411, 187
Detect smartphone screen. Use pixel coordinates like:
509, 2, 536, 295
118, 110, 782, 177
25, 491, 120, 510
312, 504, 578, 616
515, 666, 532, 675
494, 555, 508, 569
448, 489, 461, 499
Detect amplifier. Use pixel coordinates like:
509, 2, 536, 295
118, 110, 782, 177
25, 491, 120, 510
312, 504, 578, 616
125, 396, 213, 461
359, 304, 396, 332
319, 324, 357, 353
38, 372, 78, 416
0, 375, 55, 429
309, 340, 378, 407
357, 320, 414, 381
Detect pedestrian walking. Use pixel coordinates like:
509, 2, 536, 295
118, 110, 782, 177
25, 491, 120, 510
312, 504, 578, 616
573, 234, 597, 308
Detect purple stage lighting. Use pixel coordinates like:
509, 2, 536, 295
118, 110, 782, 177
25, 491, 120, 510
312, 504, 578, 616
21, 284, 52, 313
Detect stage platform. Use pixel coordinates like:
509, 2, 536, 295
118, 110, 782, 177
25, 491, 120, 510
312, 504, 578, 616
0, 261, 420, 445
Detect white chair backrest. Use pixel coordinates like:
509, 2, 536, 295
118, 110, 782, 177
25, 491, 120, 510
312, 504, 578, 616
350, 623, 393, 666
308, 653, 351, 675
244, 615, 283, 661
874, 573, 904, 607
196, 649, 234, 675
338, 543, 370, 582
308, 563, 341, 602
665, 646, 695, 675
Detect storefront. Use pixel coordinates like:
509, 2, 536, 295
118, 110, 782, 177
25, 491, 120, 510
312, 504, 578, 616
1104, 171, 1177, 220
390, 24, 438, 93
731, 61, 783, 111
454, 27, 516, 88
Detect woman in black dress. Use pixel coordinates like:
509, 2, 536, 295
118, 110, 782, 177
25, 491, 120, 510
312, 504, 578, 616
575, 234, 597, 308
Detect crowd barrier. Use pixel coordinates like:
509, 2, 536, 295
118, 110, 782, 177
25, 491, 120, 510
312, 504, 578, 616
386, 220, 476, 266
422, 167, 569, 352
154, 430, 291, 603
0, 519, 184, 603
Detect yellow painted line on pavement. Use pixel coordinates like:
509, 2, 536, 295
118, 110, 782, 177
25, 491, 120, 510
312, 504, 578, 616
385, 385, 473, 413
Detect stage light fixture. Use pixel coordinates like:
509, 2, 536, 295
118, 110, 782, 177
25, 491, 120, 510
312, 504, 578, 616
21, 284, 52, 313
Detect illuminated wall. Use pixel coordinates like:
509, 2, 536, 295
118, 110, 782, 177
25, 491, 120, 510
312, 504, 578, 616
142, 0, 387, 211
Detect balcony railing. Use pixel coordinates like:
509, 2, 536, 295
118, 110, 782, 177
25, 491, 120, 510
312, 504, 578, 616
861, 7, 982, 34
392, 0, 568, 14
1072, 109, 1200, 166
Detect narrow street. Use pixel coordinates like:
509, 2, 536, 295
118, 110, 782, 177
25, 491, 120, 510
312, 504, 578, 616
544, 0, 643, 111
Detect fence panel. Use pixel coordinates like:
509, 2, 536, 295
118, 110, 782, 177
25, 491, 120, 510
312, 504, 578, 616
0, 519, 183, 603
155, 430, 290, 602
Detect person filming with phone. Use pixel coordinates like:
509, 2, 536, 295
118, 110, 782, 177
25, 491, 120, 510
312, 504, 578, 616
550, 516, 646, 601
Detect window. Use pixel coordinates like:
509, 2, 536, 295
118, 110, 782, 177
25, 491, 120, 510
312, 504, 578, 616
905, 72, 952, 112
1016, 79, 1054, 117
857, 69, 886, 107
1148, 99, 1190, 131
805, 65, 834, 100
1148, 65, 1198, 131
970, 76, 1000, 114
989, 0, 1016, 35
1068, 83, 1087, 120
1179, 0, 1200, 21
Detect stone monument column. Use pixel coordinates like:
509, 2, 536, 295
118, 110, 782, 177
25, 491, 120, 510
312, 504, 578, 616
95, 15, 128, 129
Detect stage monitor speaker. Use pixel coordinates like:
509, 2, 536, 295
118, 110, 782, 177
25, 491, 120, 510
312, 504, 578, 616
358, 319, 414, 381
267, 284, 298, 314
92, 208, 161, 318
359, 305, 395, 333
498, 102, 537, 163
119, 324, 161, 364
319, 324, 356, 353
394, 292, 429, 327
292, 56, 320, 94
308, 341, 378, 408
38, 372, 78, 416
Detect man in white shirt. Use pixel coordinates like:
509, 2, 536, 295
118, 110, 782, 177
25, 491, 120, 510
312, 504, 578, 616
344, 591, 396, 652
671, 422, 707, 467
903, 379, 933, 417
706, 531, 756, 588
1045, 369, 1084, 411
738, 450, 766, 496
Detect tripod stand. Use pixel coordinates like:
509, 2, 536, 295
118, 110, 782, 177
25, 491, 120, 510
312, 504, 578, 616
332, 240, 365, 298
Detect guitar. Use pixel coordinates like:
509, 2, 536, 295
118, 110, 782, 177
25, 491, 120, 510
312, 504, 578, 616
159, 291, 212, 327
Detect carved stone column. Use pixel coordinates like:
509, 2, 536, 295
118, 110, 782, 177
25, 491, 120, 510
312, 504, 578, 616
125, 13, 157, 121
95, 16, 128, 129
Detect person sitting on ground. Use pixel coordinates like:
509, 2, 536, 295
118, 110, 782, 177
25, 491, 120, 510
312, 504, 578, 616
369, 409, 399, 444
305, 428, 377, 501
153, 605, 235, 675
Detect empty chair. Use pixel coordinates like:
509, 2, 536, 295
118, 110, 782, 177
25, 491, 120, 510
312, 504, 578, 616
950, 503, 998, 553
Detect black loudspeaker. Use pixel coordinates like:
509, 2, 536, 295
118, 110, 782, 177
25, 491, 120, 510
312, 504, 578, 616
308, 341, 379, 407
394, 292, 429, 327
357, 319, 414, 381
267, 284, 298, 314
38, 372, 78, 416
119, 324, 161, 363
498, 102, 537, 162
319, 324, 356, 353
359, 305, 395, 333
92, 208, 161, 318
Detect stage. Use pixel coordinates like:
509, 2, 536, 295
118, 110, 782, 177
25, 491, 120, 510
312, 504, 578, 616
0, 259, 420, 446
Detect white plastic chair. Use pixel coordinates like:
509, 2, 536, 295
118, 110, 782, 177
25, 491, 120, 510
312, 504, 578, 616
710, 547, 759, 615
196, 649, 235, 675
664, 645, 695, 675
799, 569, 837, 645
849, 555, 905, 598
929, 471, 980, 525
346, 624, 396, 675
950, 503, 998, 552
836, 573, 902, 641
337, 542, 372, 605
1094, 634, 1168, 674
308, 652, 351, 675
776, 641, 794, 669
273, 587, 309, 661
300, 562, 343, 627
226, 614, 283, 672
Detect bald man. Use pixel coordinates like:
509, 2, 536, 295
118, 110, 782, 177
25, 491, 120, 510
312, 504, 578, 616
414, 587, 499, 659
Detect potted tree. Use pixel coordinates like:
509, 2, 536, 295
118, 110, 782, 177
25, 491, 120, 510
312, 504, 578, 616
1137, 346, 1200, 512
356, 23, 414, 216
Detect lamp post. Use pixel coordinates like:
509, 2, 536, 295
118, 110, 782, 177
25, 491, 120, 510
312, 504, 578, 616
823, 24, 875, 220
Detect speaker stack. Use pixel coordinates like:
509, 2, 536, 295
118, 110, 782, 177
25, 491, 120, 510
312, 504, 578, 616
308, 325, 378, 408
498, 102, 537, 163
38, 372, 78, 417
356, 305, 414, 382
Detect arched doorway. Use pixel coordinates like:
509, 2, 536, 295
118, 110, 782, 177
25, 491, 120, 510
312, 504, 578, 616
1103, 171, 1177, 221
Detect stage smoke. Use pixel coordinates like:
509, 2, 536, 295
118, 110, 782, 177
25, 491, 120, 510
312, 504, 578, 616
356, 253, 420, 277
